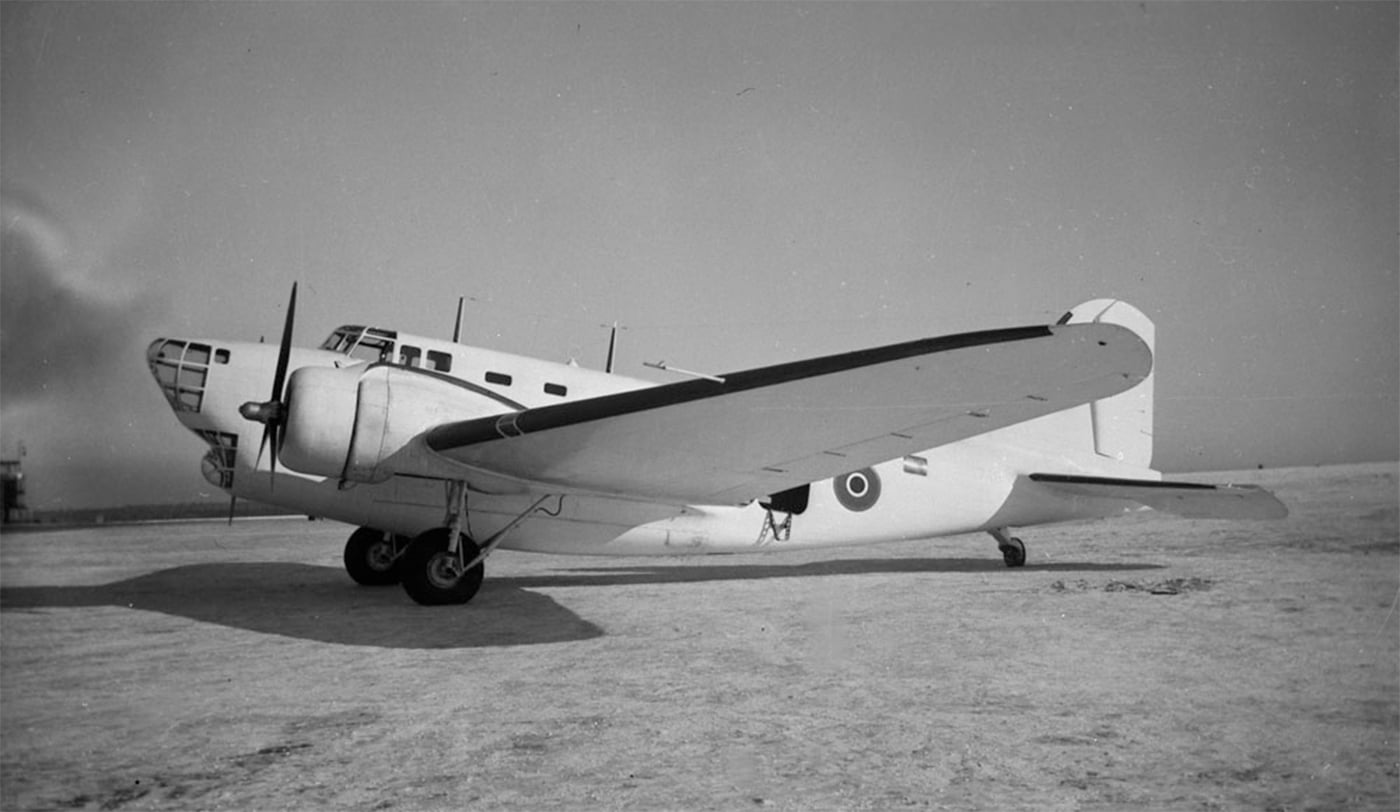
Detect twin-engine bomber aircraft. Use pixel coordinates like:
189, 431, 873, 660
146, 291, 1286, 605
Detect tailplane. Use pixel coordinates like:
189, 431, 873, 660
1029, 472, 1287, 519
1059, 299, 1155, 468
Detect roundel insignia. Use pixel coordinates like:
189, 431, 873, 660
834, 468, 881, 512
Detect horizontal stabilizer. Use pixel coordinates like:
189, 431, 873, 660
1029, 473, 1288, 520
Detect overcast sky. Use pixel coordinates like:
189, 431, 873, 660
2, 2, 1396, 510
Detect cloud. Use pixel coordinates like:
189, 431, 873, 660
1, 190, 157, 406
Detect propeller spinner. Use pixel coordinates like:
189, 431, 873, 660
238, 282, 298, 481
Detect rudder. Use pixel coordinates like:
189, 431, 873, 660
1060, 299, 1155, 468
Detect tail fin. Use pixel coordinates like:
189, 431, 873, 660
1060, 299, 1155, 468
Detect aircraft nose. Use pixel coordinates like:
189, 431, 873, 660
147, 338, 226, 414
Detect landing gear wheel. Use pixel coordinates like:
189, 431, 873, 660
343, 527, 404, 586
1001, 537, 1027, 568
400, 528, 484, 606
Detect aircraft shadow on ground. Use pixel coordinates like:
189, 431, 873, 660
0, 557, 1162, 649
502, 556, 1165, 589
0, 563, 603, 650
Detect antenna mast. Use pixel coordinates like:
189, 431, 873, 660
452, 297, 465, 343
604, 322, 619, 373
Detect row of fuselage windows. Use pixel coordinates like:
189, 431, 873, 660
326, 330, 568, 399
477, 368, 568, 398
388, 345, 568, 399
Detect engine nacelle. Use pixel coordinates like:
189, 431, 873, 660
280, 364, 507, 483
279, 366, 359, 479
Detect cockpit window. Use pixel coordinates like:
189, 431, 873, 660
349, 334, 393, 363
320, 326, 398, 364
320, 326, 364, 353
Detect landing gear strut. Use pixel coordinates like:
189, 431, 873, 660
989, 527, 1027, 568
343, 527, 408, 586
397, 484, 558, 606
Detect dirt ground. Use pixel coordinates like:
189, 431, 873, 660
2, 463, 1396, 811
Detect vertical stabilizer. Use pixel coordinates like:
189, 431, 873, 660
1062, 299, 1155, 468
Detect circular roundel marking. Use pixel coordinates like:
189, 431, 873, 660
834, 468, 881, 512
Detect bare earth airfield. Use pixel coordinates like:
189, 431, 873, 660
2, 463, 1396, 810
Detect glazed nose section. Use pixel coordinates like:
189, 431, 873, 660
147, 338, 227, 415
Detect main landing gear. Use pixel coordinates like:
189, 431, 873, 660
988, 527, 1027, 568
340, 525, 485, 604
343, 522, 488, 604
399, 528, 485, 606
388, 484, 558, 607
343, 527, 409, 586
341, 522, 481, 601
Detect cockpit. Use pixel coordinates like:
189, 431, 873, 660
320, 326, 397, 363
320, 326, 454, 372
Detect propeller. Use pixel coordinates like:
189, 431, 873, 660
238, 282, 298, 485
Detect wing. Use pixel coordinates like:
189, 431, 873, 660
414, 321, 1151, 505
1029, 473, 1288, 519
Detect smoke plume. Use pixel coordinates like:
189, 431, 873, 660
1, 191, 155, 406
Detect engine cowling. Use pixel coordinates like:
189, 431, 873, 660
279, 366, 358, 479
279, 364, 507, 483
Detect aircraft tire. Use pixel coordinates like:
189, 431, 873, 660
400, 528, 485, 606
344, 527, 404, 586
1001, 537, 1027, 568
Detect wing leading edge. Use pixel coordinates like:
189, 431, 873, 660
418, 321, 1151, 505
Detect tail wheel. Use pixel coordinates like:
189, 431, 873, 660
400, 528, 485, 606
343, 527, 403, 586
1001, 537, 1027, 568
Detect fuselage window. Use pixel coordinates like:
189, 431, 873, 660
544, 382, 567, 397
214, 349, 230, 364
485, 371, 512, 386
399, 345, 422, 368
426, 350, 452, 373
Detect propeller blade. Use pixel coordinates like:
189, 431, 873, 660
254, 424, 272, 470
238, 284, 298, 492
270, 282, 297, 405
269, 423, 280, 481
266, 283, 296, 487
227, 493, 238, 526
